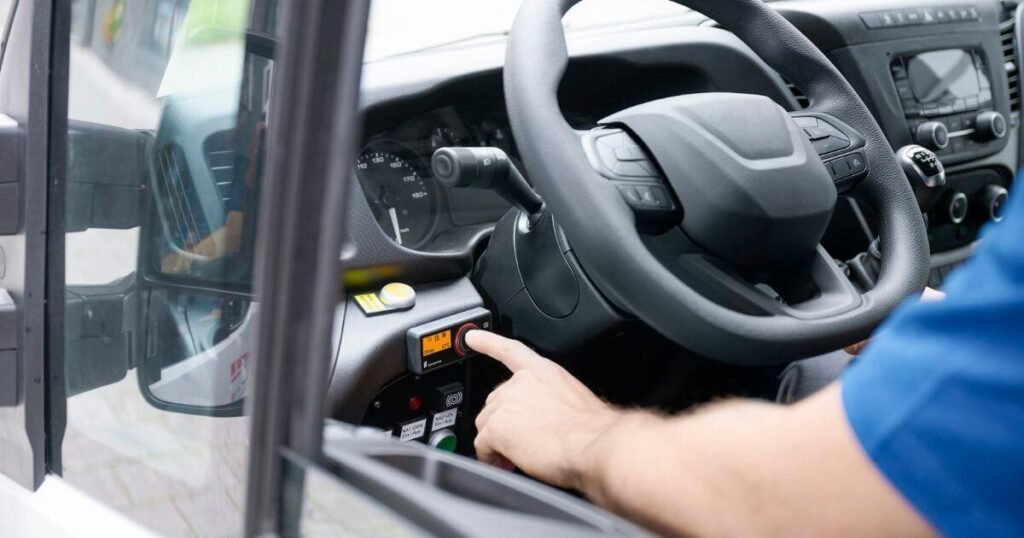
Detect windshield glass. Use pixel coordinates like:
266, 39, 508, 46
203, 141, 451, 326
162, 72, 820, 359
364, 0, 691, 61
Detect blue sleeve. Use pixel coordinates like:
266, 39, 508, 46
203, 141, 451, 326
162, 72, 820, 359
842, 180, 1024, 537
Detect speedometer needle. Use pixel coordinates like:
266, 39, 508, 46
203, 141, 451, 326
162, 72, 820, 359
388, 207, 403, 245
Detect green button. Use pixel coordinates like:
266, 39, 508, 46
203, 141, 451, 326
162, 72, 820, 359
429, 429, 457, 452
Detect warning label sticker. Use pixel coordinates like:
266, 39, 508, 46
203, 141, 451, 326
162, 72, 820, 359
399, 418, 427, 442
355, 293, 387, 314
432, 408, 458, 431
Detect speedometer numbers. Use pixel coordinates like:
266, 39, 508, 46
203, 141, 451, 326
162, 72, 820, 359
356, 151, 434, 247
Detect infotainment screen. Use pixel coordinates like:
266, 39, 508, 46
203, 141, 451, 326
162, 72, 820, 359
907, 49, 982, 103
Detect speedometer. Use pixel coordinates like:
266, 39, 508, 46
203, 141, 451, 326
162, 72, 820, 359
356, 150, 436, 248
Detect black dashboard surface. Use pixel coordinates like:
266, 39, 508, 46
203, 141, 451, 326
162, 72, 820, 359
327, 0, 1022, 427
345, 0, 1019, 290
349, 23, 799, 275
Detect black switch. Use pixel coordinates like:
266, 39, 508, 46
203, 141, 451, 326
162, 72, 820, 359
435, 382, 465, 411
813, 136, 852, 155
844, 153, 867, 175
803, 126, 831, 141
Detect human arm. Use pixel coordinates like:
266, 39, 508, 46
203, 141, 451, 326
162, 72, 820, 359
161, 211, 245, 273
468, 331, 933, 537
843, 286, 945, 354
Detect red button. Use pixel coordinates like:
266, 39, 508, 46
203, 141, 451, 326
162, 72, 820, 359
455, 323, 478, 356
408, 396, 423, 412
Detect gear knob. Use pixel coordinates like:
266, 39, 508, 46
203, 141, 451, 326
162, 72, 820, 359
897, 145, 946, 212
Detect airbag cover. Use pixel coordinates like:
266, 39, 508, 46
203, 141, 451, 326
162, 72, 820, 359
603, 93, 837, 269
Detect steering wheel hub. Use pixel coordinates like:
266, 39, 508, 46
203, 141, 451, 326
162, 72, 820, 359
604, 93, 837, 269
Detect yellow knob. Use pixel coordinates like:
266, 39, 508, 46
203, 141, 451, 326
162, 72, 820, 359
379, 282, 416, 309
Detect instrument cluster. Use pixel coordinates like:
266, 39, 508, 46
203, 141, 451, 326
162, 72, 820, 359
355, 106, 518, 250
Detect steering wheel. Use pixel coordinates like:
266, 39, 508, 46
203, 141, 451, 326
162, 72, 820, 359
503, 0, 929, 364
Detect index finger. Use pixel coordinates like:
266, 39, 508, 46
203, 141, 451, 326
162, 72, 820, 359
464, 330, 543, 373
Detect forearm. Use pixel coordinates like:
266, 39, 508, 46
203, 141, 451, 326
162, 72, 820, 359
189, 213, 244, 258
190, 227, 229, 257
577, 385, 933, 537
579, 402, 787, 536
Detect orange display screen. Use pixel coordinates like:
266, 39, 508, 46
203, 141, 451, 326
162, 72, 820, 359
422, 330, 452, 357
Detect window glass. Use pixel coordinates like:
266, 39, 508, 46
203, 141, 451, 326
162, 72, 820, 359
363, 0, 690, 61
61, 0, 274, 534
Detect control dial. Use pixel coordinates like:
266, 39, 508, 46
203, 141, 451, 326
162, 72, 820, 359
915, 121, 949, 150
977, 184, 1009, 223
454, 323, 479, 357
974, 111, 1007, 141
941, 190, 969, 225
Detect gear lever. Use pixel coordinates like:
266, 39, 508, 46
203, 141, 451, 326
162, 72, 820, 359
849, 145, 946, 290
432, 147, 546, 229
896, 144, 946, 212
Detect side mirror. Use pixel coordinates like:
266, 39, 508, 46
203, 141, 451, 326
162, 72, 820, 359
133, 37, 274, 417
138, 288, 254, 416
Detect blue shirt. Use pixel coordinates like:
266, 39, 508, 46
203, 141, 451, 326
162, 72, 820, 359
843, 180, 1024, 537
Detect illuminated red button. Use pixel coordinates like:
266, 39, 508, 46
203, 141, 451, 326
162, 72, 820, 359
454, 323, 479, 356
408, 396, 423, 412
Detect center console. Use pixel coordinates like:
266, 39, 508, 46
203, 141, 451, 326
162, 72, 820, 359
774, 0, 1019, 289
891, 48, 1009, 158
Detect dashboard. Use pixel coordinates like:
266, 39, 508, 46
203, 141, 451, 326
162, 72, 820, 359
331, 0, 1024, 449
352, 21, 798, 257
351, 0, 1020, 263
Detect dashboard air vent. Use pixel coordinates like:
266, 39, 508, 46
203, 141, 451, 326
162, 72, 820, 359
1000, 5, 1021, 117
203, 130, 236, 203
155, 144, 213, 249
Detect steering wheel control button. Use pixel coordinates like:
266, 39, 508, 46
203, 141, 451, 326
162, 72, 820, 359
617, 184, 675, 211
835, 153, 866, 177
379, 282, 416, 309
795, 116, 853, 156
582, 129, 665, 181
812, 135, 852, 155
844, 154, 867, 175
625, 185, 670, 207
428, 428, 458, 452
434, 382, 465, 411
825, 152, 868, 188
803, 126, 831, 141
406, 307, 492, 374
354, 282, 416, 316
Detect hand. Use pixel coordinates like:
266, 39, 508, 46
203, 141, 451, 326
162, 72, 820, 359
161, 251, 193, 273
845, 286, 946, 354
467, 330, 622, 490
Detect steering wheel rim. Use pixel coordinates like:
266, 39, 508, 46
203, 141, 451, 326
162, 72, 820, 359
503, 0, 929, 364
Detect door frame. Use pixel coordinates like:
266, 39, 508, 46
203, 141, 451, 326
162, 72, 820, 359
0, 0, 373, 532
0, 0, 62, 490
241, 0, 370, 534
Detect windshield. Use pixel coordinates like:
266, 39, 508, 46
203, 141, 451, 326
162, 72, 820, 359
364, 0, 692, 61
